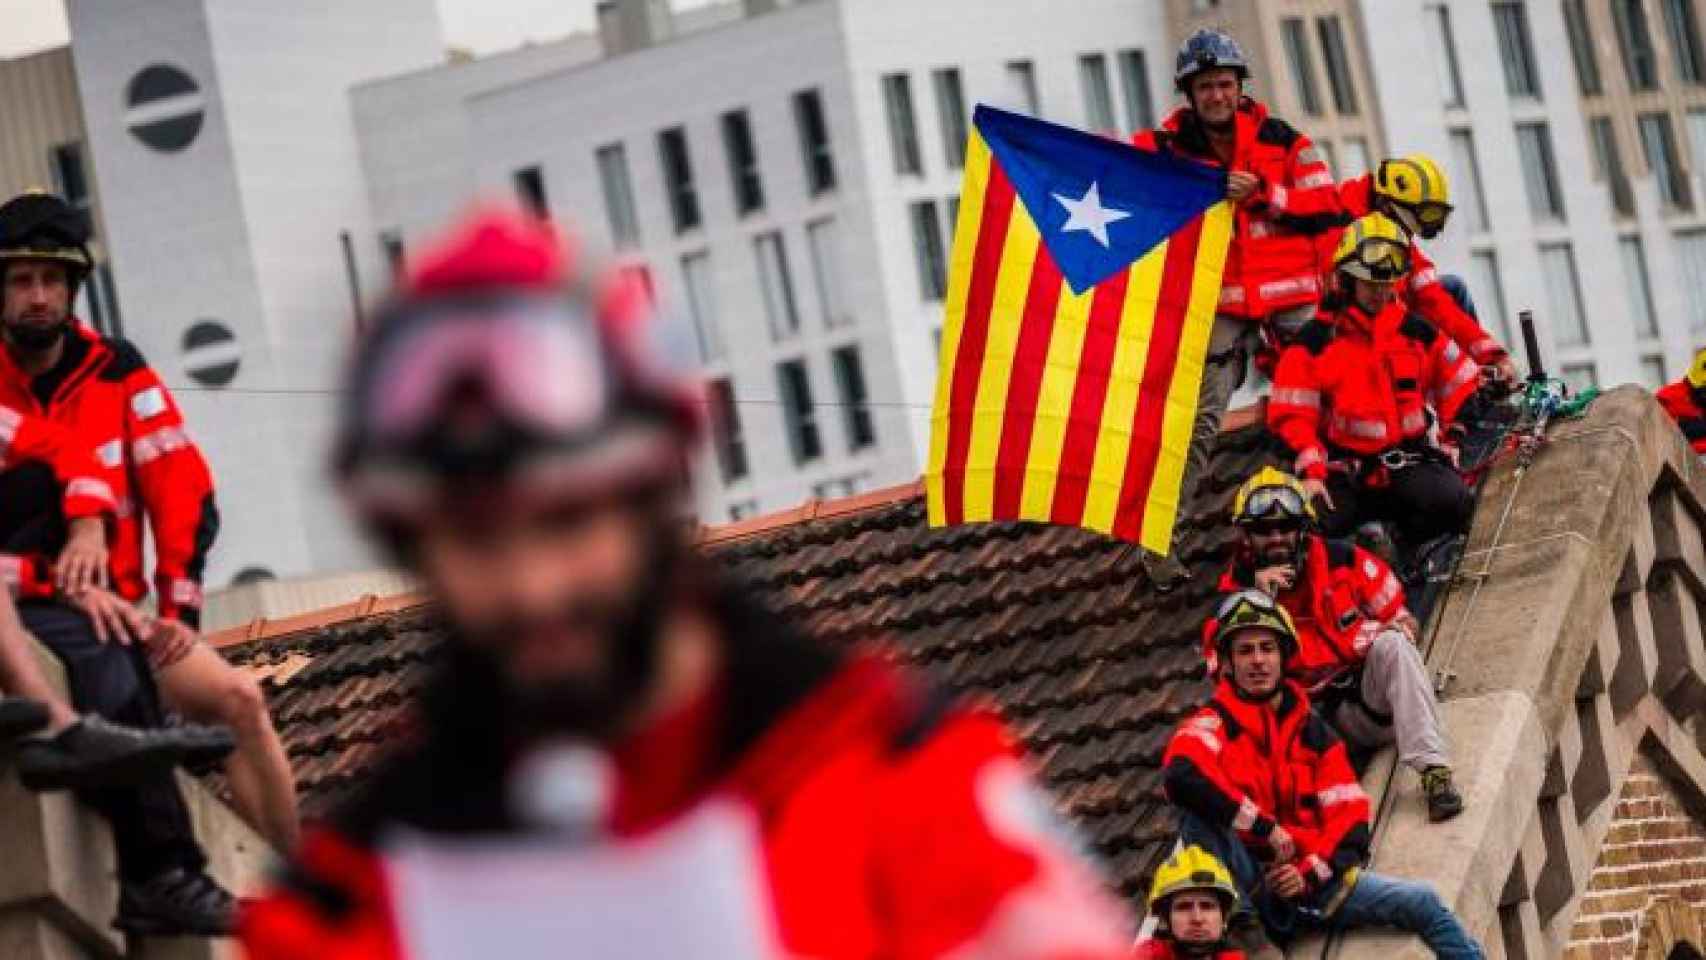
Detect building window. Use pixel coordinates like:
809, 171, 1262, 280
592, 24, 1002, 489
806, 216, 850, 328
721, 109, 764, 216
933, 67, 969, 169
1564, 0, 1604, 95
1448, 130, 1490, 234
1316, 16, 1359, 115
1689, 109, 1706, 179
657, 126, 701, 233
1341, 137, 1371, 179
1640, 111, 1693, 210
1118, 49, 1154, 132
792, 88, 837, 195
947, 194, 961, 232
1516, 123, 1566, 221
1590, 117, 1636, 216
1280, 18, 1323, 116
596, 143, 641, 249
777, 358, 822, 464
82, 261, 121, 338
1641, 353, 1668, 387
831, 344, 875, 451
1561, 363, 1599, 393
379, 230, 405, 278
1006, 60, 1040, 115
681, 251, 723, 363
910, 200, 948, 301
49, 143, 90, 214
1493, 1, 1544, 98
1425, 5, 1466, 108
1620, 237, 1660, 338
1468, 252, 1512, 346
513, 165, 548, 218
1677, 230, 1706, 330
882, 73, 923, 175
811, 477, 860, 500
728, 499, 759, 521
709, 378, 747, 482
1079, 53, 1117, 132
1317, 140, 1339, 177
1666, 0, 1706, 84
755, 231, 801, 341
1541, 244, 1590, 346
1614, 0, 1661, 90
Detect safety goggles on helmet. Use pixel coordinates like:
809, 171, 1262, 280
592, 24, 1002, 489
1212, 589, 1298, 659
1338, 235, 1411, 283
1233, 484, 1309, 526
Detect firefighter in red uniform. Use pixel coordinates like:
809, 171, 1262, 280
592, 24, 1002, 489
1207, 468, 1463, 822
1268, 213, 1479, 549
1656, 348, 1706, 455
1163, 591, 1483, 956
1131, 29, 1344, 586
1133, 846, 1247, 959
239, 209, 1136, 959
1327, 154, 1517, 385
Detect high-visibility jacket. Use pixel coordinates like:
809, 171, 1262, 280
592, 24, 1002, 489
1656, 379, 1706, 454
1163, 679, 1371, 893
1210, 535, 1408, 688
241, 589, 1134, 960
0, 405, 119, 595
1132, 99, 1341, 319
1325, 177, 1508, 365
1133, 938, 1245, 959
0, 324, 216, 625
1268, 301, 1480, 480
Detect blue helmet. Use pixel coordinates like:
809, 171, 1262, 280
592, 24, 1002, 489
1174, 28, 1250, 90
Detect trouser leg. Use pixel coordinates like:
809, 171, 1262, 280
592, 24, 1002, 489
1318, 472, 1369, 540
21, 603, 204, 883
1359, 630, 1450, 770
1387, 461, 1475, 545
1329, 870, 1485, 959
1439, 274, 1478, 319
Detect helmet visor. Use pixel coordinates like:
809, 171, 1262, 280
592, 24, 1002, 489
1214, 589, 1282, 628
1236, 485, 1308, 524
1342, 236, 1411, 282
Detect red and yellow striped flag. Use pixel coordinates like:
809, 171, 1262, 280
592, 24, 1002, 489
926, 106, 1234, 553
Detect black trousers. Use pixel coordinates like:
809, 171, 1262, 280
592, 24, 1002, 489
1320, 460, 1475, 548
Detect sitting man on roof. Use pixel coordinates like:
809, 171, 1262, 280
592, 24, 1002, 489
1268, 213, 1479, 552
1209, 468, 1463, 822
1164, 590, 1484, 957
1135, 845, 1248, 959
1655, 348, 1706, 456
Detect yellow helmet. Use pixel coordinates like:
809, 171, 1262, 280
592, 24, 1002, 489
1149, 845, 1239, 919
1332, 213, 1412, 283
1374, 155, 1454, 238
1231, 466, 1316, 526
1690, 348, 1706, 390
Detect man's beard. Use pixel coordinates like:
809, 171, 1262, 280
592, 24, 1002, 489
1256, 539, 1295, 567
4, 312, 68, 352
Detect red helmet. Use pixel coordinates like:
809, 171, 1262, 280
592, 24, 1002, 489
335, 208, 702, 525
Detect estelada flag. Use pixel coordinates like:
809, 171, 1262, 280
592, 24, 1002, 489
926, 105, 1233, 553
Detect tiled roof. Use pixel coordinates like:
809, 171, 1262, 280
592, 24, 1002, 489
214, 406, 1278, 901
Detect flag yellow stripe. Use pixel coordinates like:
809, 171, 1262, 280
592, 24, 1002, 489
1139, 202, 1236, 551
1080, 241, 1169, 534
1017, 279, 1091, 521
962, 202, 1040, 522
926, 133, 992, 526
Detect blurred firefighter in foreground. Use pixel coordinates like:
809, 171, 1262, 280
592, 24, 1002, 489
1656, 348, 1706, 456
239, 209, 1136, 958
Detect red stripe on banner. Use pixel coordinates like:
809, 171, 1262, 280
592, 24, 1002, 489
942, 165, 1017, 525
1112, 217, 1204, 542
1048, 268, 1131, 525
990, 252, 1064, 519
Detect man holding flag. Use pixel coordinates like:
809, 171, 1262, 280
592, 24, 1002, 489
1132, 29, 1344, 585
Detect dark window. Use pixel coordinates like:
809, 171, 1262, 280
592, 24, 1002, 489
1316, 16, 1359, 115
1639, 111, 1693, 210
1118, 49, 1154, 132
596, 143, 641, 249
1516, 122, 1566, 220
1589, 117, 1635, 216
1079, 53, 1117, 131
831, 344, 875, 450
755, 231, 801, 340
708, 378, 747, 482
910, 200, 948, 301
933, 67, 968, 169
1564, 0, 1604, 94
1493, 1, 1544, 97
792, 88, 836, 194
882, 73, 922, 175
513, 165, 548, 218
777, 359, 822, 464
1426, 5, 1466, 107
1665, 0, 1706, 83
1280, 18, 1322, 116
50, 143, 90, 214
657, 126, 701, 233
720, 109, 764, 215
1614, 0, 1661, 90
1006, 60, 1040, 115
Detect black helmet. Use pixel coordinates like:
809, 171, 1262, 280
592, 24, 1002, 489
1175, 28, 1251, 91
0, 191, 93, 288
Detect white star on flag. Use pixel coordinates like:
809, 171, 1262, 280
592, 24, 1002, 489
1052, 181, 1131, 249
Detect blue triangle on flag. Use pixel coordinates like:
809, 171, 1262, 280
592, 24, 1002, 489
974, 104, 1227, 295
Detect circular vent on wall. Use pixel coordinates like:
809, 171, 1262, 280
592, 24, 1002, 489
181, 319, 240, 387
125, 64, 205, 153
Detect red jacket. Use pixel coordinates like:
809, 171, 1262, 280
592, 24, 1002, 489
1132, 99, 1341, 320
0, 325, 217, 625
1163, 680, 1371, 893
1133, 939, 1244, 959
241, 592, 1133, 960
1325, 177, 1508, 364
1656, 379, 1706, 454
1268, 300, 1480, 479
1210, 536, 1408, 687
0, 404, 119, 595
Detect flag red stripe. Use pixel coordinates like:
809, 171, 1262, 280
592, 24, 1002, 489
942, 164, 1017, 525
1048, 268, 1130, 525
989, 251, 1064, 519
1112, 217, 1204, 542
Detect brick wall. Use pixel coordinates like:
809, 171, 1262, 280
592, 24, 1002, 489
1564, 755, 1706, 959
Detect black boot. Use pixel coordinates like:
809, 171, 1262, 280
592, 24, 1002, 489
14, 716, 234, 791
1423, 765, 1466, 822
115, 865, 237, 937
0, 696, 50, 740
